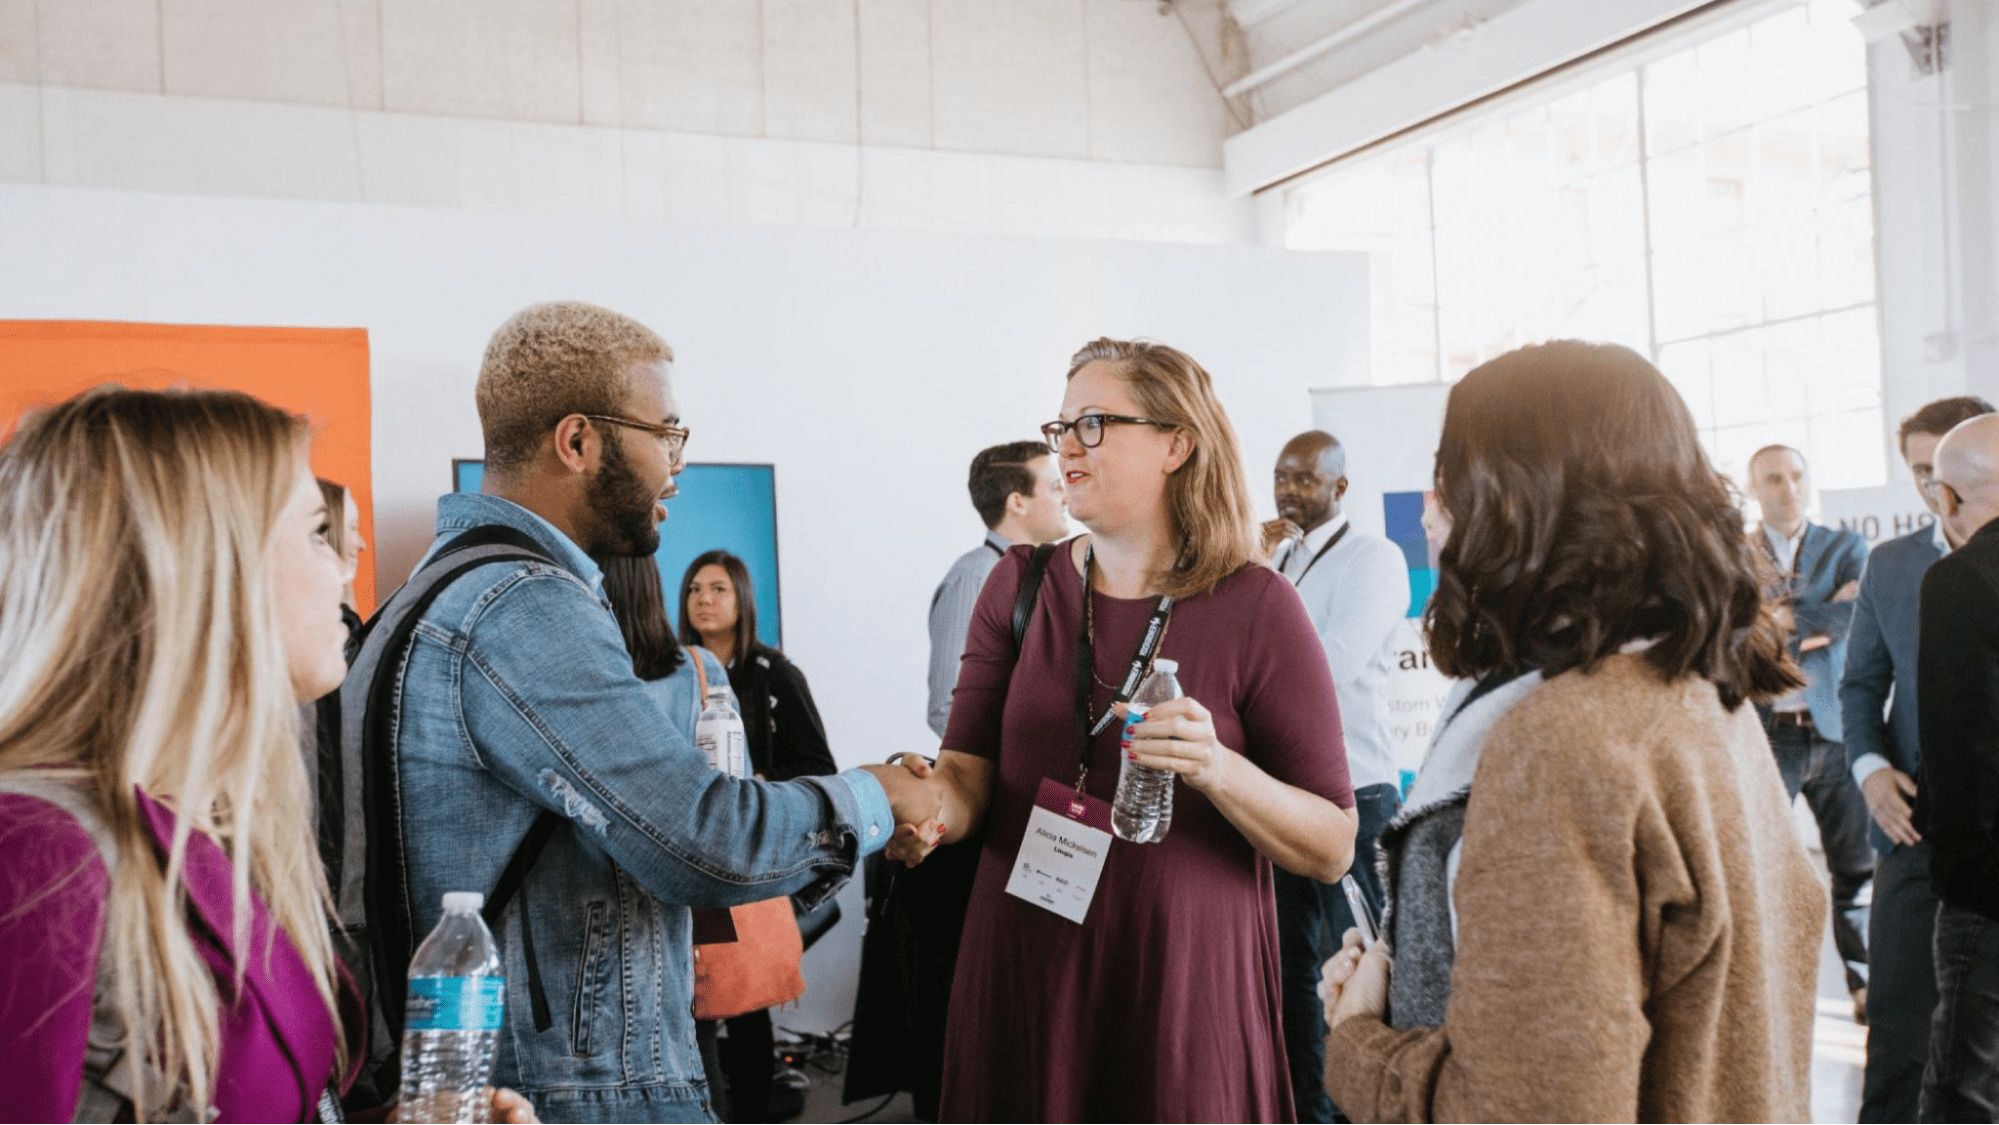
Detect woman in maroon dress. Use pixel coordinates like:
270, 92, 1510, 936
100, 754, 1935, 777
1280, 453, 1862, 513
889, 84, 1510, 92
891, 338, 1358, 1122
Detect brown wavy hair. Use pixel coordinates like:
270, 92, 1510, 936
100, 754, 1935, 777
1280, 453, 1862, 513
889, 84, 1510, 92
1423, 340, 1799, 708
1066, 339, 1258, 598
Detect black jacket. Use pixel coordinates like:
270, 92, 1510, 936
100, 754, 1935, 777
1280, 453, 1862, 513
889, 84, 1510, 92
727, 645, 836, 781
1917, 518, 1999, 921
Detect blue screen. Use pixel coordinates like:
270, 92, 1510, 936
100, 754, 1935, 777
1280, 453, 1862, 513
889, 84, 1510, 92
452, 460, 783, 648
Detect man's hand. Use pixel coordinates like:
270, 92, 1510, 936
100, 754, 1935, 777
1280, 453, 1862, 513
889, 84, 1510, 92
1861, 767, 1921, 846
1833, 579, 1861, 603
860, 760, 944, 838
1260, 517, 1302, 558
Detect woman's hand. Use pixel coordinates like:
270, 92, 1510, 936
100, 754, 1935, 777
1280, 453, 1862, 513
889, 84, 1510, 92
1123, 697, 1236, 796
1319, 928, 1391, 1031
389, 1088, 540, 1123
881, 754, 948, 866
491, 1087, 542, 1123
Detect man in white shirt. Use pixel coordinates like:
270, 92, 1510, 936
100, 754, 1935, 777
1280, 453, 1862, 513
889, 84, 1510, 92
927, 441, 1069, 737
1263, 429, 1409, 1124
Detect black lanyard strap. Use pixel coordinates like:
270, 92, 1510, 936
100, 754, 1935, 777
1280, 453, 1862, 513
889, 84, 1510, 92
1287, 521, 1351, 585
1072, 546, 1174, 788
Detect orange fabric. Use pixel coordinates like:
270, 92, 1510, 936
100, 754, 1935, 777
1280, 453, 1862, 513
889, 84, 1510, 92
0, 320, 376, 613
692, 897, 805, 1020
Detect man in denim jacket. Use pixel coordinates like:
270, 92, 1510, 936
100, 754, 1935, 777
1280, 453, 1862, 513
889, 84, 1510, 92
383, 302, 937, 1122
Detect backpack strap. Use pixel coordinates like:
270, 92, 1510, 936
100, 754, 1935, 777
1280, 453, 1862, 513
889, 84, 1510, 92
1011, 542, 1058, 654
340, 524, 572, 1056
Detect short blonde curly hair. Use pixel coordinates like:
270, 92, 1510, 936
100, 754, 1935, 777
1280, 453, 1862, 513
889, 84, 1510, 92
476, 301, 673, 472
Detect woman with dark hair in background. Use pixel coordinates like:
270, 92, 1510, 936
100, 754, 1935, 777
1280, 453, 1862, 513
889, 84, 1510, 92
677, 550, 837, 782
1320, 340, 1826, 1121
675, 549, 836, 1121
598, 554, 746, 1117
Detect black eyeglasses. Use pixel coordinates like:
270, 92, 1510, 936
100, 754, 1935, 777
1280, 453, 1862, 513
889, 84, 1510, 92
1925, 476, 1964, 509
580, 413, 691, 460
1040, 413, 1175, 453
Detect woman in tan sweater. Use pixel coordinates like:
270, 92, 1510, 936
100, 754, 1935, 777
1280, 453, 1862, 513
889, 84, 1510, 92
1321, 340, 1828, 1122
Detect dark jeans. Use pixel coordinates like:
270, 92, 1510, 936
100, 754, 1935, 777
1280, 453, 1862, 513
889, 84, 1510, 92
695, 1009, 774, 1122
1276, 782, 1399, 1124
1921, 902, 1999, 1122
1864, 840, 1940, 1122
1765, 717, 1873, 993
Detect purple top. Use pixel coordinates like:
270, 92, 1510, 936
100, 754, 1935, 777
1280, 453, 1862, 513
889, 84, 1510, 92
940, 545, 1353, 1122
0, 785, 356, 1123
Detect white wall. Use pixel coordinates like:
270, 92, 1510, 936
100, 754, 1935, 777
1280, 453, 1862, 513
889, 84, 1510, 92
0, 0, 1225, 168
1870, 0, 1999, 470
0, 180, 1367, 1031
0, 81, 1254, 243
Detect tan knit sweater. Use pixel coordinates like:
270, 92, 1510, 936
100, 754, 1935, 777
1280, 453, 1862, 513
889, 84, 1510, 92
1325, 653, 1827, 1123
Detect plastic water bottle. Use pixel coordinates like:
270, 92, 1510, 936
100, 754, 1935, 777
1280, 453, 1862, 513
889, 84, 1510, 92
400, 892, 504, 1124
1114, 658, 1183, 843
695, 686, 747, 777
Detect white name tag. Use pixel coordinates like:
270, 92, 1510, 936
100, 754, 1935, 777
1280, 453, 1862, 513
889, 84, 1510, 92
1005, 778, 1114, 924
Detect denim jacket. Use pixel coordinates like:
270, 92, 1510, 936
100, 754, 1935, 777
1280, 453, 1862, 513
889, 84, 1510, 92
390, 493, 892, 1123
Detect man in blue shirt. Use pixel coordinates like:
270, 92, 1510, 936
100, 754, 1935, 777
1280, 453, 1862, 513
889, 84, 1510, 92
378, 302, 938, 1122
1841, 396, 1993, 1121
1746, 443, 1872, 1016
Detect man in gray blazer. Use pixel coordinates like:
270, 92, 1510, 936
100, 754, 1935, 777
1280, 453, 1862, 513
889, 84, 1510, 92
1841, 396, 1995, 1121
1748, 443, 1872, 1013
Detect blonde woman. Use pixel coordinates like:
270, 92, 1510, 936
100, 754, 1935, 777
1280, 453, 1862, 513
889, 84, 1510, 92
888, 339, 1359, 1121
0, 388, 536, 1121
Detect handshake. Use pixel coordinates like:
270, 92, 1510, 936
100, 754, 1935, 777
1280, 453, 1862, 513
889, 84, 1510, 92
859, 755, 954, 866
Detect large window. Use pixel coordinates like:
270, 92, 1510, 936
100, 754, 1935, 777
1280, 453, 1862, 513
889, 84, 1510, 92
1286, 0, 1881, 488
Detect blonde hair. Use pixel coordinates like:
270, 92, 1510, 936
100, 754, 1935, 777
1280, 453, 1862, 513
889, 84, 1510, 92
476, 301, 674, 473
0, 386, 341, 1118
1066, 339, 1260, 598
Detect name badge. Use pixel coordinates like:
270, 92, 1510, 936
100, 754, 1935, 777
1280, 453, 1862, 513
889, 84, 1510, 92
1005, 777, 1114, 924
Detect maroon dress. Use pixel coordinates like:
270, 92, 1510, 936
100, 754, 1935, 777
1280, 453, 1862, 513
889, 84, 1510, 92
939, 544, 1354, 1123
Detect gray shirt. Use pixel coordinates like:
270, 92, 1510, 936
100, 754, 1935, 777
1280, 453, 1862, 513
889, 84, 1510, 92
928, 530, 1012, 738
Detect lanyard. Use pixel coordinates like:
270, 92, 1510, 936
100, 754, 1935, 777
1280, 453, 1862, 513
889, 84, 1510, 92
1287, 521, 1351, 585
1072, 546, 1174, 790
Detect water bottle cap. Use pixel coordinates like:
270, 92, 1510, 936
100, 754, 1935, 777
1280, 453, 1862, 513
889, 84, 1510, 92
1152, 658, 1178, 674
442, 891, 485, 913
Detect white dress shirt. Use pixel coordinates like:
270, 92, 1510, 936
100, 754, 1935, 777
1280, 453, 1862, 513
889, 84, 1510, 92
1273, 513, 1411, 792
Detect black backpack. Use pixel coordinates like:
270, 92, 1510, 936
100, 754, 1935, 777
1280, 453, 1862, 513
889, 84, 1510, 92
327, 525, 570, 1113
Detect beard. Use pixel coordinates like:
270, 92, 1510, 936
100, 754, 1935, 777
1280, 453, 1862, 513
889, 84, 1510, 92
585, 432, 663, 557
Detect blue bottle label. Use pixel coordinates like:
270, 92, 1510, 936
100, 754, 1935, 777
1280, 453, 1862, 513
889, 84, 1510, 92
405, 976, 506, 1031
1119, 703, 1152, 751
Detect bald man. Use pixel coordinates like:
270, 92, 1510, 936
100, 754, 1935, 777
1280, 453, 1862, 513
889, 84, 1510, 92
1914, 413, 1999, 1119
1264, 430, 1408, 1124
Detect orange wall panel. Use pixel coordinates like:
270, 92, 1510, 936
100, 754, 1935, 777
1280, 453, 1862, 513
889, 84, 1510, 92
0, 320, 376, 612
